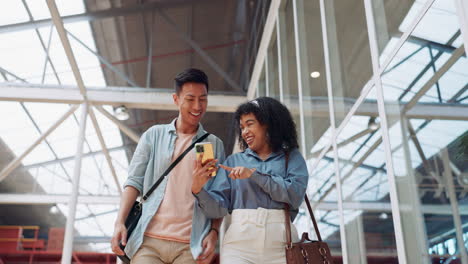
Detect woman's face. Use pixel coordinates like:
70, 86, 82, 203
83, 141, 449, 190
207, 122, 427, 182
239, 113, 270, 154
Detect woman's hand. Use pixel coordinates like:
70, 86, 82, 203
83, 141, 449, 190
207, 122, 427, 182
219, 164, 256, 180
191, 152, 218, 194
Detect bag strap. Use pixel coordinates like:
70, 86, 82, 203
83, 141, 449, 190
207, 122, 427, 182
284, 152, 323, 248
142, 132, 210, 201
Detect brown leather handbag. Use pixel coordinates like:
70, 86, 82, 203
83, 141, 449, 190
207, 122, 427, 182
284, 195, 334, 264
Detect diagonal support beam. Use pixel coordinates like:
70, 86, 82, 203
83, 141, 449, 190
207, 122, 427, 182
21, 0, 62, 85
24, 146, 128, 170
313, 137, 383, 206
311, 128, 375, 157
94, 105, 140, 143
0, 105, 79, 182
66, 30, 138, 88
247, 0, 281, 99
46, 0, 87, 98
403, 45, 465, 112
88, 106, 122, 195
158, 9, 242, 91
0, 66, 26, 82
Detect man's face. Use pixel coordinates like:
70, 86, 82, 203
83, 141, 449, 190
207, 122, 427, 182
173, 82, 208, 128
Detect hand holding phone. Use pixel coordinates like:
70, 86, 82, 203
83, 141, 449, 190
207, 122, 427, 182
195, 142, 216, 176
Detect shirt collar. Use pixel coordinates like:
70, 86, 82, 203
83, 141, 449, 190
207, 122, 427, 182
168, 118, 207, 139
244, 148, 285, 161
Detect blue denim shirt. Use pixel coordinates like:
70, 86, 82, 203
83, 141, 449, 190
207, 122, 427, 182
195, 148, 308, 221
123, 119, 225, 258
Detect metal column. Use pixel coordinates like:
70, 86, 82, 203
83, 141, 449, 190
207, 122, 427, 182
61, 104, 88, 264
441, 148, 468, 264
363, 0, 408, 263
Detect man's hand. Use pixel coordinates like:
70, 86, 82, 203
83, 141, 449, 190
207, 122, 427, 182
111, 223, 127, 256
219, 164, 256, 180
191, 152, 218, 194
196, 229, 218, 264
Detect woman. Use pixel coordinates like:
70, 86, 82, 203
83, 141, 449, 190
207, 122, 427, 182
191, 97, 309, 264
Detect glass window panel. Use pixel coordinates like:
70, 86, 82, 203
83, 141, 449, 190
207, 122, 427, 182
281, 1, 301, 148
257, 65, 266, 97
377, 0, 434, 65
55, 0, 86, 17
334, 85, 400, 263
380, 0, 465, 105
24, 0, 51, 21
0, 0, 29, 26
267, 28, 280, 100
66, 22, 107, 87
302, 144, 343, 257
0, 30, 47, 83
380, 1, 467, 261
300, 0, 330, 159
321, 0, 373, 128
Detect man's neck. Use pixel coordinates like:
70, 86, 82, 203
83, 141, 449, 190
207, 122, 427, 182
175, 118, 198, 134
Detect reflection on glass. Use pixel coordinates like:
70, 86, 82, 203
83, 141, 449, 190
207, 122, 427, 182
257, 65, 266, 97
320, 0, 373, 128
301, 0, 330, 159
380, 0, 468, 262
281, 2, 301, 146
267, 29, 280, 100
303, 154, 343, 257
330, 85, 399, 262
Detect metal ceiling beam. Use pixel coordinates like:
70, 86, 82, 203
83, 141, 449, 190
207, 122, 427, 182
66, 30, 138, 88
0, 194, 120, 205
312, 137, 383, 204
24, 145, 128, 169
0, 0, 214, 34
47, 0, 87, 98
1, 193, 467, 216
0, 83, 247, 113
311, 128, 374, 157
94, 105, 140, 144
403, 45, 465, 112
2, 83, 468, 120
21, 0, 62, 85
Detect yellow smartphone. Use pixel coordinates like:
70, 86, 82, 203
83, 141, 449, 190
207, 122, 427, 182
195, 142, 216, 176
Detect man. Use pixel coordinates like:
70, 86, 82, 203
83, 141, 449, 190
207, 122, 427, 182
111, 68, 225, 264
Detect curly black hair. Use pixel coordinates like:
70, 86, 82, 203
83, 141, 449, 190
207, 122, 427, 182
234, 97, 299, 153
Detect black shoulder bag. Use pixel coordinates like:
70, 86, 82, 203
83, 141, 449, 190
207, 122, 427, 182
118, 132, 210, 264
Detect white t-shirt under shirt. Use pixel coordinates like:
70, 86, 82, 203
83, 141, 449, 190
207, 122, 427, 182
145, 132, 196, 243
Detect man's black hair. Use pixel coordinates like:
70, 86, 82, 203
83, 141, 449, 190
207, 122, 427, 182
234, 97, 299, 153
174, 68, 209, 94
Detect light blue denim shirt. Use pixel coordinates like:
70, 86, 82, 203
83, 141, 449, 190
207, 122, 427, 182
194, 148, 308, 221
123, 119, 225, 258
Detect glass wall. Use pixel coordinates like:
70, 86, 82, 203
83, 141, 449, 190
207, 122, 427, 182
251, 0, 468, 263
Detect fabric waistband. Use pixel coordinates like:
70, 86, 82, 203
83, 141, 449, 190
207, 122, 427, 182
231, 208, 286, 226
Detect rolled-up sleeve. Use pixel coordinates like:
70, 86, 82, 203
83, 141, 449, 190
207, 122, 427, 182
213, 136, 226, 164
250, 149, 309, 209
124, 129, 153, 194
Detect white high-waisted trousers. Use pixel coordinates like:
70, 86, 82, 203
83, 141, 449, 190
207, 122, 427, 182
221, 208, 299, 264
